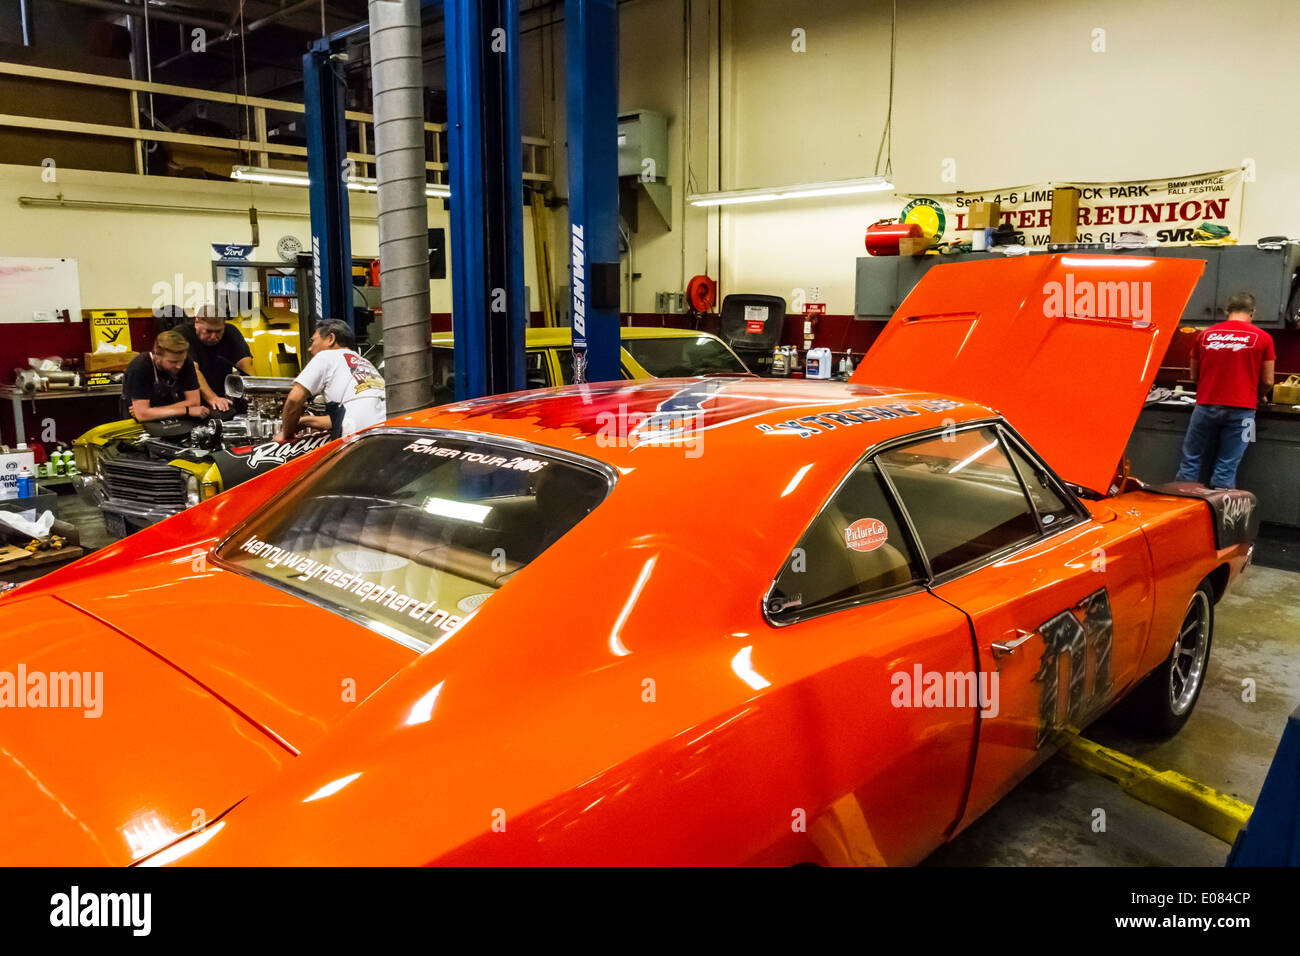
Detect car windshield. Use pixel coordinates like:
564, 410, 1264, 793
623, 336, 747, 376
215, 432, 611, 647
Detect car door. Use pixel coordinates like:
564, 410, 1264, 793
875, 422, 1155, 831
763, 454, 980, 865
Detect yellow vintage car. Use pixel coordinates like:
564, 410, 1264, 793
427, 326, 750, 403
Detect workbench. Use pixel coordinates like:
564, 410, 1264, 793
1125, 400, 1300, 529
1, 385, 122, 446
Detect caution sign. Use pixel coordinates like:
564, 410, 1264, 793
89, 310, 130, 352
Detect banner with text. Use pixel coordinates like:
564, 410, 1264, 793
899, 168, 1245, 248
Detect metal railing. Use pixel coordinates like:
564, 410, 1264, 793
0, 61, 552, 186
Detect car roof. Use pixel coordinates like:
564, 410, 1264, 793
383, 377, 996, 482
429, 326, 726, 348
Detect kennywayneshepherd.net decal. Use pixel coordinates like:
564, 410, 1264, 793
237, 534, 464, 632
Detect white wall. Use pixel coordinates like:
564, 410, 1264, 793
708, 0, 1300, 312
0, 164, 557, 316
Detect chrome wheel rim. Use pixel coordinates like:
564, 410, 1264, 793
1169, 591, 1210, 716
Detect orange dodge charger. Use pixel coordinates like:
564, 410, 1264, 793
0, 255, 1256, 866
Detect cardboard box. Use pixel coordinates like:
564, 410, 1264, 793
898, 237, 933, 256
84, 350, 136, 373
1050, 187, 1081, 244
968, 201, 1001, 230
0, 449, 35, 500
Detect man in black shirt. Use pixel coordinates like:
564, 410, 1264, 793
178, 308, 255, 411
120, 330, 208, 422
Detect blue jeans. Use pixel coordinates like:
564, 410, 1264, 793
1175, 404, 1255, 489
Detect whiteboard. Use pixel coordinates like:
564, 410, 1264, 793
0, 257, 83, 324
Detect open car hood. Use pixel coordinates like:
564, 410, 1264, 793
850, 254, 1203, 494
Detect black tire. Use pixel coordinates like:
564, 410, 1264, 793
1123, 581, 1215, 738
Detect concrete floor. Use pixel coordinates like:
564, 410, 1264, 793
928, 565, 1300, 866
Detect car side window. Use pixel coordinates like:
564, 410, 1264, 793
1003, 436, 1075, 530
525, 350, 550, 389
555, 349, 574, 385
768, 459, 924, 621
877, 425, 1040, 577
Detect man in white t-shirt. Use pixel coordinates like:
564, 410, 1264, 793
277, 319, 387, 442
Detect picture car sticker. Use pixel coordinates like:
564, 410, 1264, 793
844, 518, 889, 553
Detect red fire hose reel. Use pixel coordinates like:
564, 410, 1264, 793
686, 274, 717, 314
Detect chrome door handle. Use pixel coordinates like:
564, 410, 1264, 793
992, 629, 1035, 659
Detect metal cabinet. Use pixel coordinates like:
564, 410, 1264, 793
1150, 247, 1218, 322
856, 251, 991, 321
854, 256, 900, 320
858, 245, 1300, 328
1213, 245, 1300, 328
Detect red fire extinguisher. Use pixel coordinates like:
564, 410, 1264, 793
864, 219, 921, 256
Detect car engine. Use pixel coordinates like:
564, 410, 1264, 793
74, 376, 329, 537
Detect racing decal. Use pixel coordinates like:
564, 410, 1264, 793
344, 351, 386, 395
234, 435, 331, 470
1033, 587, 1113, 748
1218, 491, 1257, 545
626, 380, 726, 446
755, 399, 964, 438
844, 518, 888, 553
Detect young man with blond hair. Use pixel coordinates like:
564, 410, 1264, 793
121, 329, 208, 422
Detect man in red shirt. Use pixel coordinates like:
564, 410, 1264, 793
1175, 292, 1276, 488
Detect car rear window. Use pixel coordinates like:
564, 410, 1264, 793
215, 432, 612, 648
623, 336, 748, 376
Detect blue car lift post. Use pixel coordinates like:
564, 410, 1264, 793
303, 34, 354, 330
445, 0, 527, 399
305, 0, 619, 395
565, 0, 621, 383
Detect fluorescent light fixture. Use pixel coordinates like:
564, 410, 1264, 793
231, 165, 451, 199
687, 176, 893, 207
1059, 255, 1153, 268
